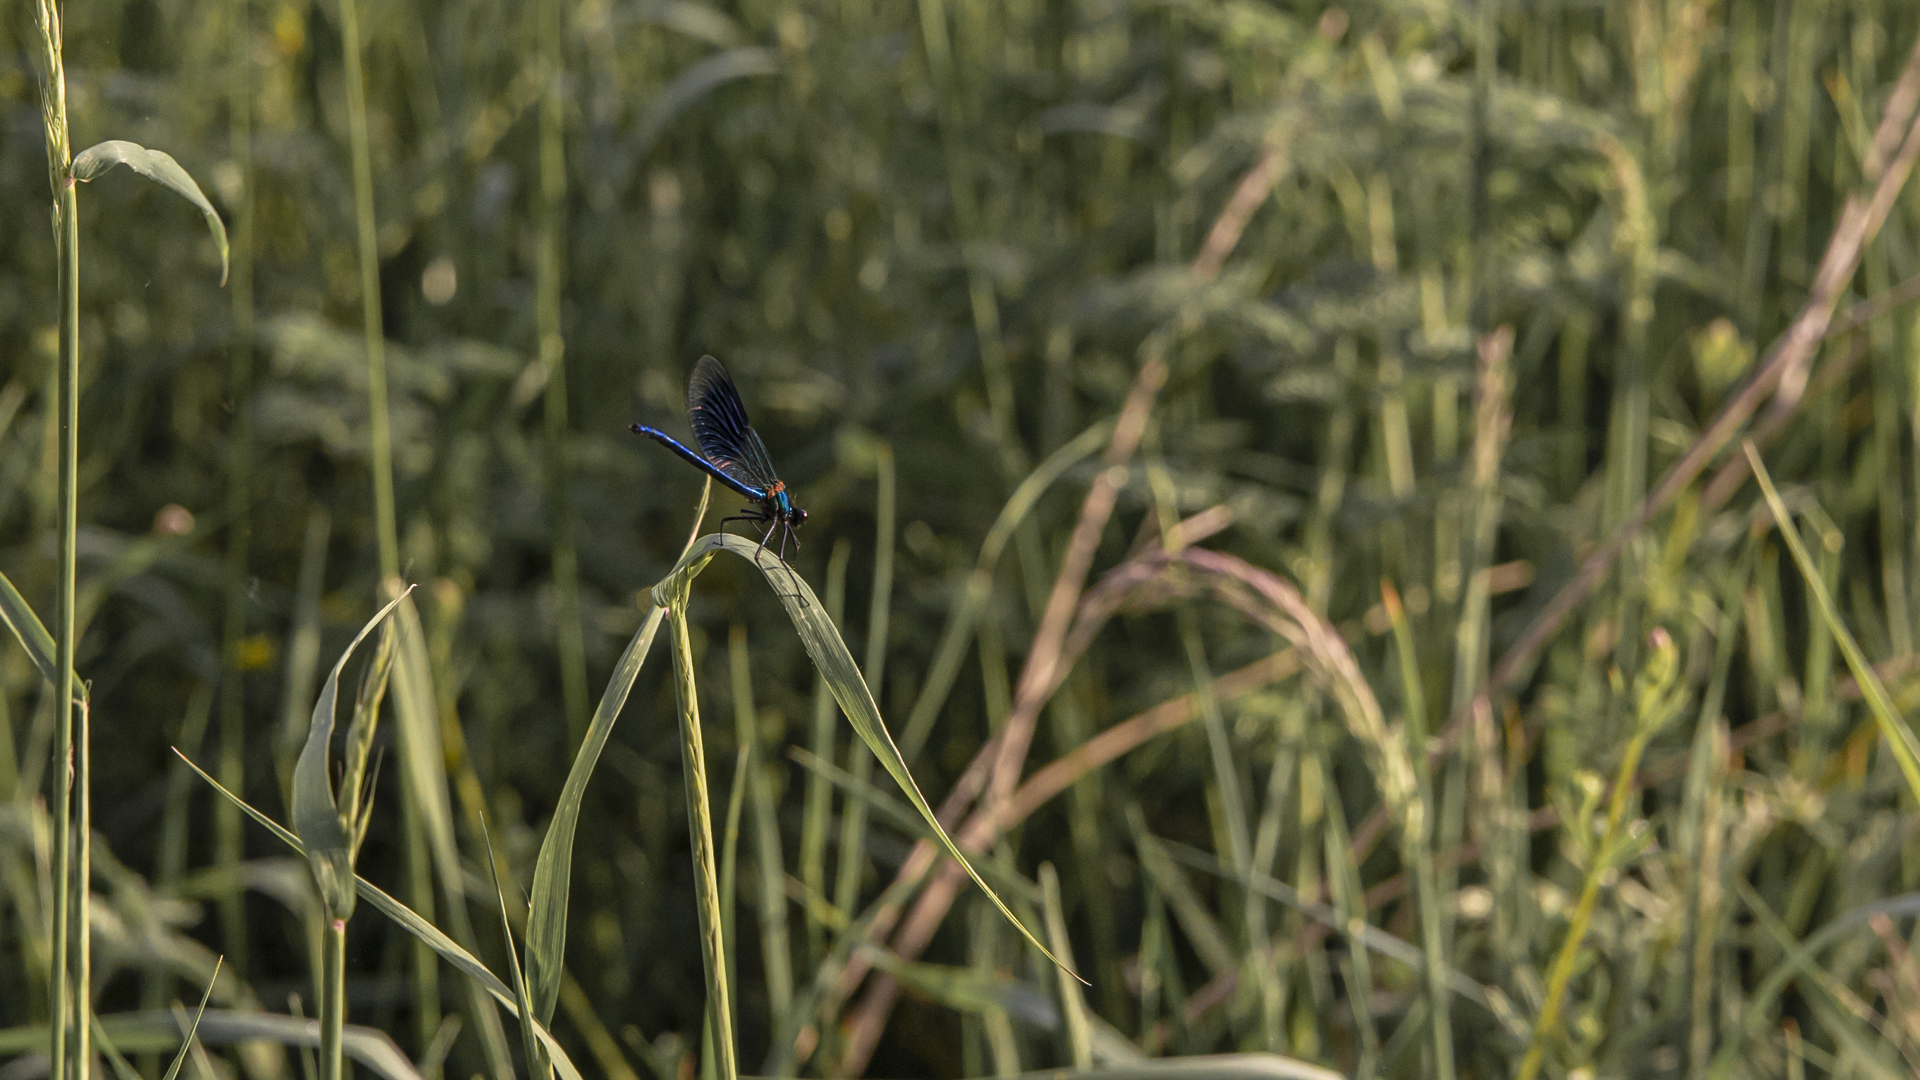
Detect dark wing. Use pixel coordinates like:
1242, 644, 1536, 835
687, 355, 782, 493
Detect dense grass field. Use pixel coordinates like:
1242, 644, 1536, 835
8, 0, 1920, 1076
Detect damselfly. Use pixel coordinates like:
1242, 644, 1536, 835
632, 356, 810, 592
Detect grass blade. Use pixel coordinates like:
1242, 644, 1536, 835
661, 590, 739, 1080
1745, 440, 1920, 804
0, 569, 85, 701
70, 140, 230, 283
159, 957, 222, 1080
483, 815, 547, 1080
527, 604, 669, 1024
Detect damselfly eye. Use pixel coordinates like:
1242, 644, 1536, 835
792, 508, 808, 527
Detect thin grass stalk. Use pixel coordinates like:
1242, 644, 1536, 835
538, 0, 587, 745
1322, 786, 1380, 1079
31, 0, 79, 1066
336, 0, 399, 579
913, 0, 1022, 482
321, 918, 346, 1080
665, 592, 737, 1080
216, 0, 256, 982
833, 446, 894, 923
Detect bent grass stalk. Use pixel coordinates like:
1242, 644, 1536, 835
649, 535, 1081, 1015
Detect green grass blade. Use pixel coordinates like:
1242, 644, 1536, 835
291, 589, 410, 918
70, 139, 230, 283
1746, 441, 1920, 804
527, 604, 668, 1024
0, 568, 85, 700
649, 533, 1082, 982
484, 816, 547, 1080
159, 956, 222, 1080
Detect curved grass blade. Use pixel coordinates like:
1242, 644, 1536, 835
174, 750, 589, 1080
0, 568, 86, 700
291, 590, 411, 918
631, 48, 779, 160
528, 480, 703, 1027
71, 140, 230, 284
648, 533, 1083, 982
527, 605, 668, 1024
159, 957, 221, 1080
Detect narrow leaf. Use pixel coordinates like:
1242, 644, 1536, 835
0, 568, 85, 700
72, 140, 231, 284
1746, 441, 1920, 805
483, 816, 547, 1080
527, 605, 667, 1025
159, 957, 222, 1080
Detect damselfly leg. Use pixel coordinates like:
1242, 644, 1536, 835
723, 505, 809, 608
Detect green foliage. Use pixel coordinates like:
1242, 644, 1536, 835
10, 0, 1920, 1077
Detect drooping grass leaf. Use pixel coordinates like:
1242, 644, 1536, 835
527, 604, 667, 1025
290, 589, 410, 918
71, 139, 230, 284
0, 567, 85, 700
648, 532, 1083, 982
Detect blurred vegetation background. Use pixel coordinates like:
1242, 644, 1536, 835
9, 0, 1920, 1075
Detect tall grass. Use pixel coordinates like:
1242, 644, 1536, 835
14, 1, 1920, 1078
